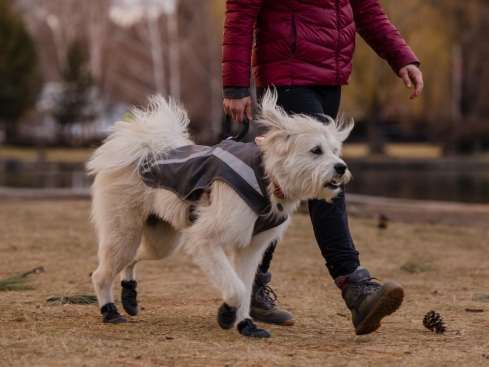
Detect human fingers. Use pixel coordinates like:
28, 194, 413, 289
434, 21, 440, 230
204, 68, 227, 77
223, 98, 244, 122
223, 98, 245, 122
399, 67, 412, 89
245, 97, 253, 121
223, 99, 232, 117
410, 69, 424, 100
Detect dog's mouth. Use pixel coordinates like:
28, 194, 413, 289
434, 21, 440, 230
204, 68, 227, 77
324, 178, 343, 190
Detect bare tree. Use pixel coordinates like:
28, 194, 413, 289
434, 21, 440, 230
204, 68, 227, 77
14, 0, 225, 142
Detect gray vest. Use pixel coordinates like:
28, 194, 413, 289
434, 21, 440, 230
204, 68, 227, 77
139, 140, 287, 235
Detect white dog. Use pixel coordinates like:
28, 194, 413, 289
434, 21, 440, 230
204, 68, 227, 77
86, 91, 352, 338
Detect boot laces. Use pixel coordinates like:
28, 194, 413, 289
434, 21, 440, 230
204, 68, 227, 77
355, 278, 381, 296
255, 285, 279, 308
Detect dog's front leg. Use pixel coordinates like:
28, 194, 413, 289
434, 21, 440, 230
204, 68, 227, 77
184, 230, 246, 326
184, 182, 271, 337
232, 238, 273, 338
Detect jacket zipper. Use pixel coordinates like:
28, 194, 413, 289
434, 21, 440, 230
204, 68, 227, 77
291, 13, 297, 58
334, 0, 341, 85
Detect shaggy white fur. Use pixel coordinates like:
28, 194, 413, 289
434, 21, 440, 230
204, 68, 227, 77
87, 90, 352, 336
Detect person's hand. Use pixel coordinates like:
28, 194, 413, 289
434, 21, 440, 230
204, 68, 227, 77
399, 64, 423, 100
223, 97, 253, 123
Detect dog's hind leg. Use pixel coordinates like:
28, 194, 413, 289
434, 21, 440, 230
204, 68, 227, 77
92, 220, 143, 323
119, 215, 183, 316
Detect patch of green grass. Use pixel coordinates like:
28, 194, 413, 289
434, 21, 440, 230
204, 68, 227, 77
474, 294, 489, 302
400, 261, 431, 274
0, 274, 35, 291
46, 294, 98, 306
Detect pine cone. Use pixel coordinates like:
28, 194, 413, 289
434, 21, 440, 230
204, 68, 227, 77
423, 310, 446, 334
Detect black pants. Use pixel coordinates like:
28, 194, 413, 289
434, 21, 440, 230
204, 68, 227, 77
256, 86, 360, 279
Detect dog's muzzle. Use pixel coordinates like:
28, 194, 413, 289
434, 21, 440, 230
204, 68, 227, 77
324, 163, 348, 190
324, 178, 343, 190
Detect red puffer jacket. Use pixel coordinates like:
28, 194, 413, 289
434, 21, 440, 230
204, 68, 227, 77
222, 0, 419, 88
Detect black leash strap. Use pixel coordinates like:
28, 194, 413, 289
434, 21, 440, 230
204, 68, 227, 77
223, 114, 250, 142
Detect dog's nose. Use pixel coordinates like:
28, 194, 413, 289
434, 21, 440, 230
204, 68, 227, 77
334, 163, 347, 175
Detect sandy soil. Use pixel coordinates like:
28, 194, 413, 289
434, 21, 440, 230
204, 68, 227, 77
0, 199, 488, 367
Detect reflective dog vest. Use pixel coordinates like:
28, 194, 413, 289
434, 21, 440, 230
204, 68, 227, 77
139, 139, 287, 235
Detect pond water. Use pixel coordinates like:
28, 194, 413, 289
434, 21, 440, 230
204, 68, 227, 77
0, 169, 90, 190
346, 169, 489, 204
1, 164, 488, 204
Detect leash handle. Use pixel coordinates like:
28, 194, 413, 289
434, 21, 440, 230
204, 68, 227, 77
223, 114, 250, 142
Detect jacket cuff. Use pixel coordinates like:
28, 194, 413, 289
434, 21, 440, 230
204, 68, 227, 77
396, 62, 421, 76
404, 62, 420, 69
223, 87, 250, 99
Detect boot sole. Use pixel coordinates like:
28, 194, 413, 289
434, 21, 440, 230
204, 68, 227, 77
250, 313, 295, 326
354, 283, 404, 335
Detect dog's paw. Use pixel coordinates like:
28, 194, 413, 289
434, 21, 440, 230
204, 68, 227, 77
121, 280, 138, 316
217, 303, 237, 329
237, 318, 271, 338
101, 303, 127, 324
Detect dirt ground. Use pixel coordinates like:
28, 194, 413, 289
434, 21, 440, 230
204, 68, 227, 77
1, 199, 488, 367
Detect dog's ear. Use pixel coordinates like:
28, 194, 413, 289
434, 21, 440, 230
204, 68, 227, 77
332, 117, 354, 142
255, 136, 265, 146
259, 89, 289, 130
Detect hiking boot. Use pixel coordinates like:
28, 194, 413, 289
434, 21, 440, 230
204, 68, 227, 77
250, 271, 295, 326
340, 268, 404, 335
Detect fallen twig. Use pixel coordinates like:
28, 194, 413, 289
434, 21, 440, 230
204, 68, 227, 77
465, 308, 484, 313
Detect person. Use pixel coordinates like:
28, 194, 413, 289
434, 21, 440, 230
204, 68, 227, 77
222, 0, 424, 335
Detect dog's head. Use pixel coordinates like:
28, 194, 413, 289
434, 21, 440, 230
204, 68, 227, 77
258, 90, 353, 203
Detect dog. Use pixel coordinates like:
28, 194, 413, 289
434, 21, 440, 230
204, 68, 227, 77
86, 90, 353, 338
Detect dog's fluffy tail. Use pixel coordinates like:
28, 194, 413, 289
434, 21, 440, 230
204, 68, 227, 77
86, 95, 193, 176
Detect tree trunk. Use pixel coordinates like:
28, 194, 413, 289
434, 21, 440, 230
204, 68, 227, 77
366, 96, 385, 155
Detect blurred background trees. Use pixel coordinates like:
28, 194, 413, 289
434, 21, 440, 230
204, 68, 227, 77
342, 0, 489, 154
0, 0, 42, 142
1, 0, 489, 153
53, 40, 96, 130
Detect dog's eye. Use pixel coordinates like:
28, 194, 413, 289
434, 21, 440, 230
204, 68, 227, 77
310, 146, 323, 155
334, 148, 340, 156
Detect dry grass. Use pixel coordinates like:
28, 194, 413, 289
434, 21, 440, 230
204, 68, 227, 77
1, 200, 488, 366
341, 143, 443, 159
0, 146, 94, 163
0, 143, 443, 164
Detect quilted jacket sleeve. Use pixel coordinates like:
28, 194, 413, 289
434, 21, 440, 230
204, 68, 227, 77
350, 0, 420, 74
222, 0, 265, 87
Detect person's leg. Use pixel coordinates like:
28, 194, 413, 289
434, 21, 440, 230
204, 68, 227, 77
261, 86, 361, 278
310, 86, 405, 335
309, 93, 360, 277
250, 236, 294, 324
257, 240, 276, 274
249, 86, 343, 326
254, 86, 405, 334
248, 86, 332, 326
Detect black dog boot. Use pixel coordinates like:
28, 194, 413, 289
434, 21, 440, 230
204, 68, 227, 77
237, 318, 271, 338
101, 303, 127, 323
217, 303, 237, 329
121, 280, 138, 316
